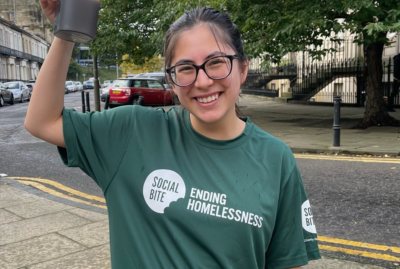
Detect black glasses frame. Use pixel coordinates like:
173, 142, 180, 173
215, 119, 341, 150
166, 55, 238, 87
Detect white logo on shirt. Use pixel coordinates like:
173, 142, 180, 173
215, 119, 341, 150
301, 200, 317, 234
143, 169, 186, 214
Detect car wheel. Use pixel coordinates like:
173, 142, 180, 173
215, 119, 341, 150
28, 93, 31, 101
10, 94, 14, 105
108, 104, 116, 109
0, 95, 4, 107
19, 94, 23, 103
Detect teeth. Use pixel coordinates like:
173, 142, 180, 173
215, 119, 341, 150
197, 93, 219, 103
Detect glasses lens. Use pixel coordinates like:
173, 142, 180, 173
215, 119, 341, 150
205, 56, 231, 79
172, 65, 196, 86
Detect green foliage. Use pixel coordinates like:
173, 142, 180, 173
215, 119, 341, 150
89, 0, 158, 65
67, 59, 81, 78
120, 55, 163, 75
225, 0, 400, 63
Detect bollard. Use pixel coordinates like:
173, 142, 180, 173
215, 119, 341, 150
86, 91, 91, 112
81, 90, 86, 113
104, 94, 110, 110
333, 96, 341, 146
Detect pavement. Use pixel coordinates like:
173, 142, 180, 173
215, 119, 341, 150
239, 95, 400, 157
1, 95, 400, 268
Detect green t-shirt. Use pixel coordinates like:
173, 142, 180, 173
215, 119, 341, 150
58, 106, 321, 269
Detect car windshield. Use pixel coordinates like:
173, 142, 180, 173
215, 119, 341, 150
66, 82, 73, 86
4, 82, 19, 89
26, 85, 33, 88
113, 80, 130, 87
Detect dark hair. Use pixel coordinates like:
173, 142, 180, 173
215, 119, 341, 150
164, 7, 247, 116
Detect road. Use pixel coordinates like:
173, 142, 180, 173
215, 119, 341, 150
1, 91, 400, 268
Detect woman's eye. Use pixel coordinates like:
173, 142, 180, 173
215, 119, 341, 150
209, 59, 224, 66
177, 66, 194, 72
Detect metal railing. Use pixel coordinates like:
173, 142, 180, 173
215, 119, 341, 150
0, 45, 44, 63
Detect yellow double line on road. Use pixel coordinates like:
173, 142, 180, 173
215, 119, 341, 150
11, 176, 400, 264
294, 154, 400, 164
11, 176, 106, 209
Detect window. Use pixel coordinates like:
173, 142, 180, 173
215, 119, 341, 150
113, 79, 131, 87
18, 36, 22, 51
16, 65, 20, 80
0, 29, 3, 46
14, 33, 17, 50
148, 80, 164, 89
281, 84, 286, 92
9, 32, 13, 49
271, 83, 276, 90
1, 62, 6, 79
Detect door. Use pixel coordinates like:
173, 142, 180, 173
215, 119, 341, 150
146, 80, 166, 104
133, 80, 154, 104
21, 83, 29, 99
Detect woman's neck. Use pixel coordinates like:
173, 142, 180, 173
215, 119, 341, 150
189, 111, 246, 140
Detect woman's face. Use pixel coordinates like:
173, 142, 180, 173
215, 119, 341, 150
170, 25, 247, 125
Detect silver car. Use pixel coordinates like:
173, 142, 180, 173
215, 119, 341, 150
74, 81, 83, 91
3, 81, 30, 103
0, 82, 14, 106
65, 81, 76, 92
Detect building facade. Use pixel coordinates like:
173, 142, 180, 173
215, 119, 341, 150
0, 0, 52, 44
0, 17, 49, 82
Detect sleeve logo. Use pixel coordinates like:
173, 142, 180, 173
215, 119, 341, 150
301, 200, 317, 234
143, 169, 186, 213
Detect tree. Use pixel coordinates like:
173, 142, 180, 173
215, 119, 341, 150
226, 0, 400, 128
67, 59, 81, 79
120, 55, 163, 75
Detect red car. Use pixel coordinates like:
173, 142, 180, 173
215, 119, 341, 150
108, 78, 176, 108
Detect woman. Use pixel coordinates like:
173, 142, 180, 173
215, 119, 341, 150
25, 2, 320, 268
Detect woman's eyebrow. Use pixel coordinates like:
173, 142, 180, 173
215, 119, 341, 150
174, 51, 227, 65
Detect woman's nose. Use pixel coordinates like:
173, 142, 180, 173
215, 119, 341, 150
194, 68, 213, 89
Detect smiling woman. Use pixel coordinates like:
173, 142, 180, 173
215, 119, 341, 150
25, 2, 320, 269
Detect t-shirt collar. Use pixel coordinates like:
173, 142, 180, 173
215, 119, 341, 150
182, 108, 253, 149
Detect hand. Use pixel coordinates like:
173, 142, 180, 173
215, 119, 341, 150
39, 0, 59, 25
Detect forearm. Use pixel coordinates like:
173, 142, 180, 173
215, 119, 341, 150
25, 37, 74, 136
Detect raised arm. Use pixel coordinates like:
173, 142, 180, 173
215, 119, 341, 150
24, 0, 74, 148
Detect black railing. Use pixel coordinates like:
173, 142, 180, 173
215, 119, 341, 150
0, 45, 44, 63
242, 64, 297, 90
0, 79, 31, 83
241, 55, 400, 107
241, 88, 279, 98
291, 58, 364, 103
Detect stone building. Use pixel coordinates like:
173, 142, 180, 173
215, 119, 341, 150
0, 0, 52, 44
0, 17, 49, 82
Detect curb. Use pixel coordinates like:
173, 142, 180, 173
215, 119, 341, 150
289, 147, 400, 157
0, 176, 107, 215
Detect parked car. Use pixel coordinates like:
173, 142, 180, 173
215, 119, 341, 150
83, 80, 94, 89
134, 72, 167, 84
3, 81, 30, 102
108, 78, 175, 108
26, 83, 34, 93
100, 81, 115, 102
65, 81, 76, 92
102, 80, 113, 88
74, 81, 83, 91
0, 82, 14, 106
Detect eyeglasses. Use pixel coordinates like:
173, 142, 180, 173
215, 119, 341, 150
166, 55, 238, 87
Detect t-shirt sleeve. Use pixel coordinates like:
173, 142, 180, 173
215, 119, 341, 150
57, 106, 134, 192
265, 160, 321, 269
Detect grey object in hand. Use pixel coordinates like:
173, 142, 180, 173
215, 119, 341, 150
53, 0, 100, 43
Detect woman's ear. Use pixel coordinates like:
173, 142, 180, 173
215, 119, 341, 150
240, 59, 249, 84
